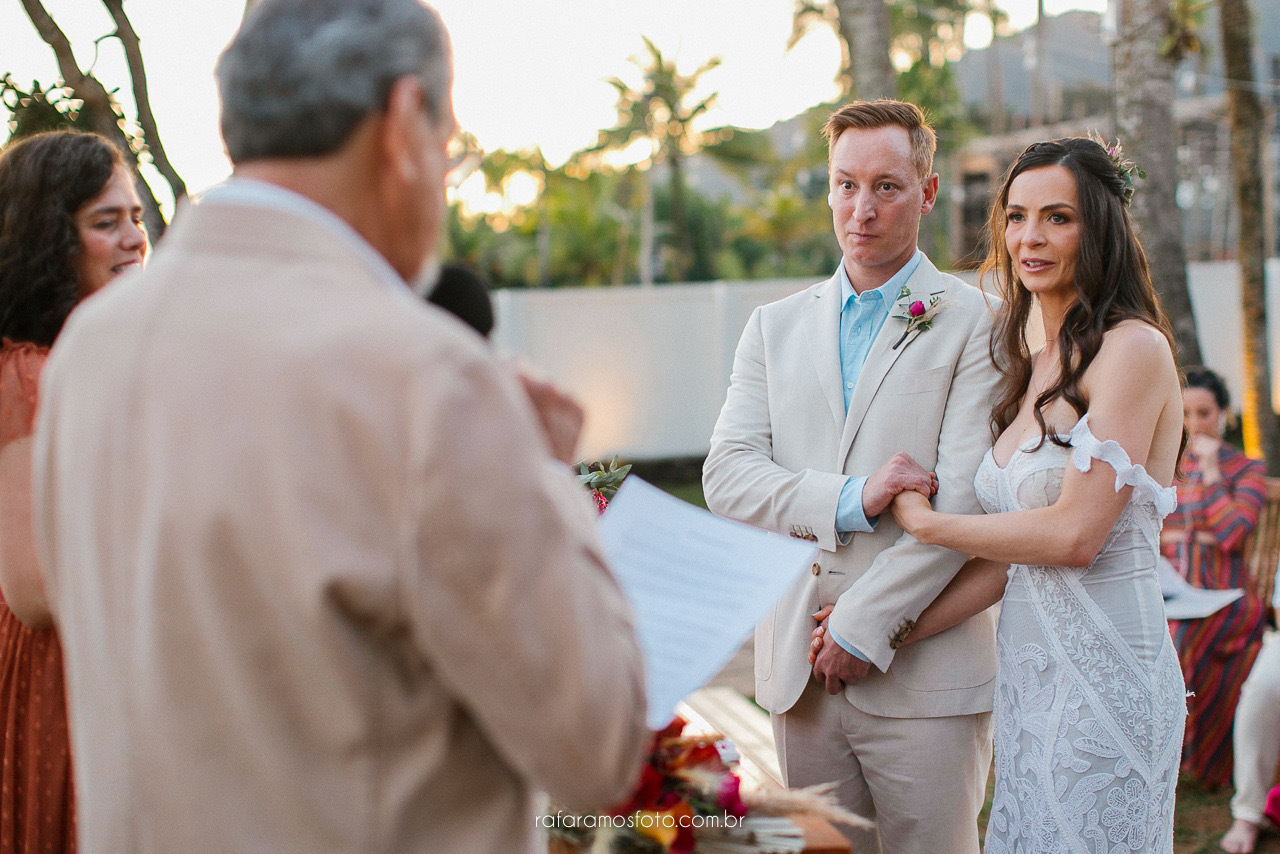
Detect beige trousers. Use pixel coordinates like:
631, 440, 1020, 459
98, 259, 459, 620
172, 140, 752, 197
772, 681, 992, 854
1231, 631, 1280, 826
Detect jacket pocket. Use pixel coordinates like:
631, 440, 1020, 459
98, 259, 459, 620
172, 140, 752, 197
882, 363, 953, 395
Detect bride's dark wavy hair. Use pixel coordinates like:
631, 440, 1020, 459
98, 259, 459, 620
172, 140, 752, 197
982, 137, 1177, 447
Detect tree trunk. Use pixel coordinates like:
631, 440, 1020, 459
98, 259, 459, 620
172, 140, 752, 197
1112, 0, 1202, 366
667, 150, 692, 282
1220, 0, 1280, 470
988, 27, 1006, 134
834, 0, 896, 100
100, 0, 188, 205
536, 204, 551, 288
18, 0, 168, 238
1030, 0, 1048, 125
639, 170, 654, 287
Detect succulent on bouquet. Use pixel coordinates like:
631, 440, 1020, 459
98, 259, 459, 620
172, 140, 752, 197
577, 457, 632, 514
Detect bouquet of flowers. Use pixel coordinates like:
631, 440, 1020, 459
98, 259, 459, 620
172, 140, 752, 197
547, 716, 867, 854
577, 458, 632, 515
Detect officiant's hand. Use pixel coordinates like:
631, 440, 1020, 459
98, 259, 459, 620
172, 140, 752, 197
862, 453, 937, 519
517, 369, 585, 466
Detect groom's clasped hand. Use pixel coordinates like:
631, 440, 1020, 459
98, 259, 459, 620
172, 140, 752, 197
807, 452, 937, 692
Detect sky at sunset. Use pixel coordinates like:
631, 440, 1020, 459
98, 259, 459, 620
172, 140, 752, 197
2, 0, 1106, 213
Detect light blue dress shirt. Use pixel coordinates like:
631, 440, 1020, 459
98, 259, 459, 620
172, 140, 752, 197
828, 250, 924, 661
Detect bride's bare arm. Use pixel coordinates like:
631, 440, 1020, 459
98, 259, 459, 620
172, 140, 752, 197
906, 557, 1008, 644
891, 323, 1180, 568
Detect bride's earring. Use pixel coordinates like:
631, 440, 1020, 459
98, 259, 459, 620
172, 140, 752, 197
1217, 412, 1228, 437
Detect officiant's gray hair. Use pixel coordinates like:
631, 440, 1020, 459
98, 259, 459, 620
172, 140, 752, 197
217, 0, 452, 164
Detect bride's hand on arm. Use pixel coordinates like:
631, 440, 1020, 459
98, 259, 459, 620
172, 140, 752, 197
890, 488, 935, 538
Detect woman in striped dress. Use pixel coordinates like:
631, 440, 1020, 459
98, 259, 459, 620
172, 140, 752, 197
1161, 366, 1269, 789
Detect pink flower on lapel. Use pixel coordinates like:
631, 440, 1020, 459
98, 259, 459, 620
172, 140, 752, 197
890, 285, 946, 350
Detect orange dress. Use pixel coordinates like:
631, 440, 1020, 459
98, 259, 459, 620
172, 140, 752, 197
0, 340, 75, 853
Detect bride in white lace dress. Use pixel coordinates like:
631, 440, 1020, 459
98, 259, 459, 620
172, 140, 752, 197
889, 138, 1188, 853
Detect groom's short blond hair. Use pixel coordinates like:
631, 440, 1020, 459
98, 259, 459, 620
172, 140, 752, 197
823, 100, 936, 185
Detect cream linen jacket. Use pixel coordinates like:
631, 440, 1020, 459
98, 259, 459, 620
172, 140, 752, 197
32, 200, 649, 853
704, 257, 1001, 719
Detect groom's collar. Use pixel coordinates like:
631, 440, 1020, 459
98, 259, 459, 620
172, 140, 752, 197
837, 249, 925, 306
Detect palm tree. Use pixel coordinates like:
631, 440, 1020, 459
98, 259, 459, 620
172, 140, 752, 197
594, 36, 721, 282
790, 0, 895, 99
1111, 0, 1203, 366
1218, 0, 1279, 469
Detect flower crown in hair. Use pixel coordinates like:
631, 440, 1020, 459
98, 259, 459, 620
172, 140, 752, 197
1092, 134, 1145, 205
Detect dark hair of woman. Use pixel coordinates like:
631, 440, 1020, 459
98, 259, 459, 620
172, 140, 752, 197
1182, 365, 1231, 412
0, 131, 127, 347
982, 136, 1178, 447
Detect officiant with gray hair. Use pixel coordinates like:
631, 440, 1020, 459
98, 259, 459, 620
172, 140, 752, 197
31, 2, 649, 852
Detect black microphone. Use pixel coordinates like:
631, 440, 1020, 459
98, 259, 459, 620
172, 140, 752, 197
427, 263, 495, 339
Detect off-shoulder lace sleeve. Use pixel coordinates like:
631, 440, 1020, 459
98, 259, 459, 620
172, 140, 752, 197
1068, 414, 1177, 517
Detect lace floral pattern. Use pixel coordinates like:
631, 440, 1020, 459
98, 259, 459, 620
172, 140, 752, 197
979, 416, 1186, 854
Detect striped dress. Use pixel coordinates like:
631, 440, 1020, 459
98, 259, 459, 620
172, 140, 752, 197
1162, 444, 1268, 788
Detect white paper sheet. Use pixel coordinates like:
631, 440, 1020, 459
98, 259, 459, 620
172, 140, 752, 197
1156, 556, 1244, 620
597, 477, 818, 729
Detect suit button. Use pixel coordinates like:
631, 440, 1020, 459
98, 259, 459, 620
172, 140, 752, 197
811, 563, 821, 576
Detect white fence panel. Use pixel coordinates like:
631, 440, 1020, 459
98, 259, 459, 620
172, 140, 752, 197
490, 262, 1279, 462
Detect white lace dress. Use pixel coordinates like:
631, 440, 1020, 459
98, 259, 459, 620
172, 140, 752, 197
975, 415, 1187, 854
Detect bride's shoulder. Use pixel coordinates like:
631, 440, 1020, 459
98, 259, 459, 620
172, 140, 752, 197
1082, 320, 1180, 409
1094, 320, 1176, 374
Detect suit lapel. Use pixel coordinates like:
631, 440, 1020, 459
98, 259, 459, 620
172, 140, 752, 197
837, 257, 946, 465
803, 273, 846, 429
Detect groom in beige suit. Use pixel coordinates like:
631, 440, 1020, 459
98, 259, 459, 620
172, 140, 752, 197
704, 101, 1000, 853
32, 2, 648, 852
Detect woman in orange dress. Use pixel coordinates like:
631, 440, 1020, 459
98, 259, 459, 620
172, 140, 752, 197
0, 131, 147, 852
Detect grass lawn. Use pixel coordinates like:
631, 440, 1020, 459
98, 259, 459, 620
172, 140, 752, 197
655, 481, 707, 510
655, 479, 1280, 852
1172, 778, 1280, 854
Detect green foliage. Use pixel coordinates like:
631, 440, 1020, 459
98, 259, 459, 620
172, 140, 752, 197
593, 36, 725, 281
2, 76, 98, 140
1, 75, 147, 164
577, 458, 632, 498
596, 36, 721, 162
1161, 0, 1208, 59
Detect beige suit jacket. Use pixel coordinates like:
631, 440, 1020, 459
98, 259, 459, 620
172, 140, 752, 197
32, 199, 649, 853
704, 257, 1001, 719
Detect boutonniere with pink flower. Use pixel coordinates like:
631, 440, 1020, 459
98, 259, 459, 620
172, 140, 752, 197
889, 285, 946, 350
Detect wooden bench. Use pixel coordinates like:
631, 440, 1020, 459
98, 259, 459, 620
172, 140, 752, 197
679, 687, 852, 854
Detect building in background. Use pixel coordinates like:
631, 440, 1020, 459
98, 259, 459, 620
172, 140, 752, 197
946, 0, 1280, 266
